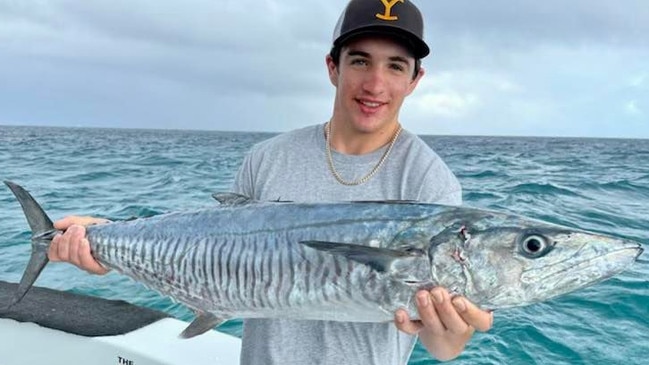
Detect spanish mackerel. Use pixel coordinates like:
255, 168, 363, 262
3, 181, 643, 338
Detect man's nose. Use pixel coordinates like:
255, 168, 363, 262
362, 66, 387, 95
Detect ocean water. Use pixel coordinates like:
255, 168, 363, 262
0, 125, 647, 364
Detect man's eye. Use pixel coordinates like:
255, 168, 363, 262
351, 59, 368, 66
390, 64, 405, 72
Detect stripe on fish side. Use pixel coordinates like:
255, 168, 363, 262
312, 238, 333, 304
181, 238, 196, 296
360, 265, 380, 304
175, 238, 187, 294
250, 237, 263, 310
205, 236, 219, 304
344, 257, 356, 304
273, 236, 284, 308
298, 245, 311, 307
260, 239, 275, 309
160, 232, 174, 269
322, 250, 345, 304
168, 236, 182, 282
238, 236, 251, 309
193, 238, 205, 295
268, 236, 285, 310
280, 239, 294, 309
332, 255, 345, 302
189, 238, 200, 289
217, 239, 229, 304
148, 234, 158, 273
286, 238, 296, 308
233, 236, 247, 308
321, 263, 331, 303
139, 233, 147, 268
252, 238, 265, 310
130, 234, 139, 266
241, 237, 255, 310
280, 237, 295, 308
307, 244, 325, 304
214, 238, 228, 301
223, 235, 238, 308
249, 238, 263, 310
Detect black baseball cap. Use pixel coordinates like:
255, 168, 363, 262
332, 0, 430, 59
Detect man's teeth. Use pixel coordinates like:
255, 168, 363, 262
361, 101, 381, 107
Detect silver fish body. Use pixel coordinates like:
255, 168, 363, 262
4, 182, 643, 337
89, 201, 447, 323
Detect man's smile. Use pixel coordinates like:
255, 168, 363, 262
357, 98, 387, 112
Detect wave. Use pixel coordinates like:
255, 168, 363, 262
463, 191, 504, 202
597, 179, 649, 193
457, 170, 509, 179
508, 182, 583, 197
110, 205, 165, 219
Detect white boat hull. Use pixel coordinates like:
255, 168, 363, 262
0, 281, 241, 365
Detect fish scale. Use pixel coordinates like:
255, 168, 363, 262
4, 182, 643, 338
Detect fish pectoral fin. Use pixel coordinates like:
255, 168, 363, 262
211, 192, 252, 205
299, 240, 421, 273
179, 312, 227, 339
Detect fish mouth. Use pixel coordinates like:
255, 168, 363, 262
521, 245, 642, 285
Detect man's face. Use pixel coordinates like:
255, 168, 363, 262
327, 36, 423, 136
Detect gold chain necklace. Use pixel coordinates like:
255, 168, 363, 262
325, 121, 402, 186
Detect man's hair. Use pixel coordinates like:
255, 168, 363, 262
329, 45, 422, 81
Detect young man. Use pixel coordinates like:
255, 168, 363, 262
50, 0, 492, 363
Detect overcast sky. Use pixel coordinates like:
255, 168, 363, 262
1, 0, 647, 137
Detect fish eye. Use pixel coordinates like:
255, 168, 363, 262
519, 234, 552, 258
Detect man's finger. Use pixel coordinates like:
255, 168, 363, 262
452, 296, 493, 332
430, 288, 469, 335
67, 233, 82, 267
394, 310, 424, 335
49, 234, 62, 261
56, 231, 72, 261
78, 239, 109, 275
53, 216, 109, 230
415, 290, 447, 335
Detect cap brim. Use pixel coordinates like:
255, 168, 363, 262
334, 26, 430, 59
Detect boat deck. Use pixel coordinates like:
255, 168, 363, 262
0, 281, 241, 365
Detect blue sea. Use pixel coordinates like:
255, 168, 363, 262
0, 125, 647, 364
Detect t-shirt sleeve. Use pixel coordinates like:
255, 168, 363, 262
417, 161, 462, 206
232, 151, 255, 197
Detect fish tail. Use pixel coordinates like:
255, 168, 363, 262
4, 181, 57, 310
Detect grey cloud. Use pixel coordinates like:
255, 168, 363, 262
421, 0, 648, 48
0, 0, 647, 137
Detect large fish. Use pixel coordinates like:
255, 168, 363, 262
3, 181, 643, 338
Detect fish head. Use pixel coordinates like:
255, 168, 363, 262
425, 208, 643, 309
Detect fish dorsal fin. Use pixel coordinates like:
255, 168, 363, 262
299, 240, 423, 272
211, 192, 252, 206
179, 312, 226, 339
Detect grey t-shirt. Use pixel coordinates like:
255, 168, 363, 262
232, 124, 461, 365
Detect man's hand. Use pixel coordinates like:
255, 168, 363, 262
49, 216, 111, 275
394, 287, 493, 361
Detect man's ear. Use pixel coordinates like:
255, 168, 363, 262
326, 54, 339, 87
406, 67, 425, 96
